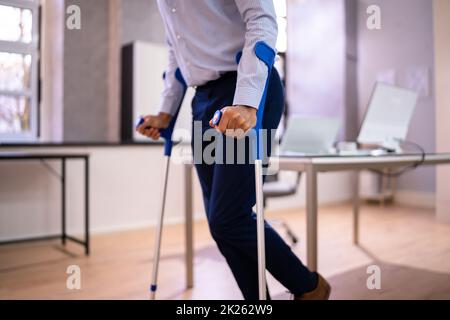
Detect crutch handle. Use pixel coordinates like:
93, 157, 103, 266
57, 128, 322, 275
137, 68, 187, 156
210, 42, 276, 160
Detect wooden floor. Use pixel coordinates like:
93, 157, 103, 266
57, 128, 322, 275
1, 203, 450, 300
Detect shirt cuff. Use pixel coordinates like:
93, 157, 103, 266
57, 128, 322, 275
159, 99, 175, 115
233, 86, 263, 110
159, 93, 182, 116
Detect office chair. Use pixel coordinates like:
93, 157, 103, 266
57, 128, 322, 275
263, 172, 302, 245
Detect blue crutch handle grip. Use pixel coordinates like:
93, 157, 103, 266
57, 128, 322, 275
137, 68, 187, 156
211, 110, 223, 127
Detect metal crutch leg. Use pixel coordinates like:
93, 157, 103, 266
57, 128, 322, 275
137, 68, 187, 300
255, 158, 266, 300
254, 42, 276, 300
150, 155, 171, 300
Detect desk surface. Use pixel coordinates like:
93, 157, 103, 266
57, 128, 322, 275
0, 141, 162, 148
275, 153, 450, 172
0, 152, 89, 160
181, 152, 450, 165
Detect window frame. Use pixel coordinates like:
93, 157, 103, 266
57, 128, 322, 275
274, 0, 287, 54
0, 0, 40, 142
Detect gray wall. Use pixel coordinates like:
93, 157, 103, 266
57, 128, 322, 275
121, 0, 165, 45
62, 0, 165, 142
64, 0, 111, 141
345, 0, 359, 141
357, 0, 436, 193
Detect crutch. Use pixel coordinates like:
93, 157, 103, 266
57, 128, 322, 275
137, 68, 187, 300
211, 42, 276, 300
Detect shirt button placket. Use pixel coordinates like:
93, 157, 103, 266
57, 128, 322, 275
169, 2, 189, 82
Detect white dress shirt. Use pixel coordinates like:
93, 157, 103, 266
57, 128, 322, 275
156, 0, 278, 115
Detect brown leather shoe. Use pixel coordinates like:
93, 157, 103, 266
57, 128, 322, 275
294, 273, 331, 300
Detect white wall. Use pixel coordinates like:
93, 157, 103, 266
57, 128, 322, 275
0, 145, 353, 241
40, 0, 64, 142
132, 42, 194, 142
0, 145, 200, 240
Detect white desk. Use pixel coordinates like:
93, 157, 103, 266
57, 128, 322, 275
181, 153, 450, 288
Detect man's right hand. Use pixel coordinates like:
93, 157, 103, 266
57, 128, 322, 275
136, 112, 173, 140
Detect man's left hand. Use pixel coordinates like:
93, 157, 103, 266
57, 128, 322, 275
209, 105, 257, 138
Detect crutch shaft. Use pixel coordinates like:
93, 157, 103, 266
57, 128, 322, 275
255, 159, 266, 300
150, 155, 171, 299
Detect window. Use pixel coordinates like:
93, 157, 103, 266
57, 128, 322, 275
0, 0, 39, 142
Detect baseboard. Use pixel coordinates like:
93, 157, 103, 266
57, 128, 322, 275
395, 190, 436, 209
91, 212, 207, 235
0, 212, 208, 242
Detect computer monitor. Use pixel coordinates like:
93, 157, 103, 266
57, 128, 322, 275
357, 83, 418, 151
280, 116, 340, 155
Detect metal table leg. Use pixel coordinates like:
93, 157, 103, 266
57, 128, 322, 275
85, 156, 90, 255
306, 164, 318, 271
62, 158, 66, 246
184, 163, 194, 289
353, 170, 360, 245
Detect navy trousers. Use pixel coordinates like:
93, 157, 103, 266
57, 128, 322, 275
191, 70, 316, 300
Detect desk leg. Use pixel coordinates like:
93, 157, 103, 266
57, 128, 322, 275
85, 157, 90, 256
184, 164, 194, 289
306, 164, 318, 272
353, 170, 360, 245
61, 158, 66, 246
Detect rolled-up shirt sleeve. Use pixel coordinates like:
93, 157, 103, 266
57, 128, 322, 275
233, 0, 278, 109
159, 38, 185, 115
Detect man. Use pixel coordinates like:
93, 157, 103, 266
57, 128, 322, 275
137, 0, 331, 300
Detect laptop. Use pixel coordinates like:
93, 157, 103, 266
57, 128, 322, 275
279, 83, 418, 158
357, 83, 418, 152
279, 116, 341, 157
